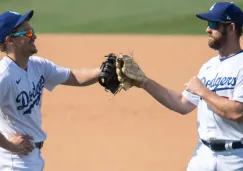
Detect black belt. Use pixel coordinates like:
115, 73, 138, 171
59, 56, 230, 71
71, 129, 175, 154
35, 141, 44, 149
201, 139, 243, 152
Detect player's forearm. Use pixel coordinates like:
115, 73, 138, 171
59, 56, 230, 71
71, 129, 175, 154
65, 67, 101, 86
142, 78, 190, 114
74, 67, 101, 86
200, 89, 243, 123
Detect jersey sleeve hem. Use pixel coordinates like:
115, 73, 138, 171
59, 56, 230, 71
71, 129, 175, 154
182, 91, 199, 106
45, 68, 71, 91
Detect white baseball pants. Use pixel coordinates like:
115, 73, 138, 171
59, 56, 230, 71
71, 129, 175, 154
0, 147, 44, 171
187, 140, 243, 171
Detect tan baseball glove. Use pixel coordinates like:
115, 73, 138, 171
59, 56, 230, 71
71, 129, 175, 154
115, 53, 148, 92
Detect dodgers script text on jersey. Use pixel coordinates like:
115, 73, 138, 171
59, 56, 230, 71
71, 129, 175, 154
201, 73, 236, 92
16, 75, 45, 115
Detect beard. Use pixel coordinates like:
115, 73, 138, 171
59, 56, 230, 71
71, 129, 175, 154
30, 44, 38, 54
208, 28, 227, 50
29, 39, 38, 55
19, 44, 38, 58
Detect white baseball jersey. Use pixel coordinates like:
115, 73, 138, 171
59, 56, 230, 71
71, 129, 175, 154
0, 56, 70, 142
183, 50, 243, 142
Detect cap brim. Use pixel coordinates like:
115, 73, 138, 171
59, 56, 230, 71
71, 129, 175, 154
14, 10, 34, 28
196, 12, 222, 22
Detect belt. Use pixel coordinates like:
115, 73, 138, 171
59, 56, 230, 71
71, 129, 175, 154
35, 141, 44, 149
201, 139, 243, 152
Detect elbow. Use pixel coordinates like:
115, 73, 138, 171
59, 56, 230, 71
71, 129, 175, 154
227, 113, 243, 123
172, 105, 192, 115
166, 106, 189, 115
179, 111, 189, 115
175, 109, 190, 115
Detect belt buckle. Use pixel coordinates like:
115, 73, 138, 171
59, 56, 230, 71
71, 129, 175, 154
225, 141, 233, 151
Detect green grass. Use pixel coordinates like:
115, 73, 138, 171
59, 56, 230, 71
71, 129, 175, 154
0, 0, 243, 34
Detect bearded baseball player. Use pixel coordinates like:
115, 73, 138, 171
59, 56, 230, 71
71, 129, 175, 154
0, 10, 116, 171
99, 2, 243, 171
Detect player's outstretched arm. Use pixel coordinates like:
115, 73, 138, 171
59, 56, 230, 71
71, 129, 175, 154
102, 53, 197, 113
62, 67, 101, 86
141, 78, 196, 115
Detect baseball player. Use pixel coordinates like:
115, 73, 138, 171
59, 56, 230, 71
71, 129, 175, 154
138, 2, 243, 171
110, 1, 243, 171
0, 10, 104, 170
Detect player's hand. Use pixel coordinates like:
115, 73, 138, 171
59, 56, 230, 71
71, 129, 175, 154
184, 76, 207, 96
7, 134, 35, 155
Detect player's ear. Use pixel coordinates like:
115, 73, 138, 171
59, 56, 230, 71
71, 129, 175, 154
5, 36, 14, 44
230, 23, 236, 31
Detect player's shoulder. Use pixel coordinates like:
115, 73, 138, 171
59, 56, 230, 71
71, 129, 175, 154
0, 57, 12, 82
205, 56, 219, 64
221, 51, 243, 70
29, 56, 54, 68
231, 51, 243, 62
200, 56, 218, 70
29, 55, 55, 64
29, 56, 46, 63
0, 56, 13, 74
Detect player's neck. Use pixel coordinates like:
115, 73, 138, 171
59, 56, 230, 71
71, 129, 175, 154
6, 53, 28, 71
218, 41, 242, 58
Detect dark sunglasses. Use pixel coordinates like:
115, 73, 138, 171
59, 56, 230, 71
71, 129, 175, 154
208, 21, 219, 29
208, 21, 231, 29
11, 29, 35, 37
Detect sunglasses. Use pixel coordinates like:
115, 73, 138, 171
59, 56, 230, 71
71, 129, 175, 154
208, 21, 231, 29
11, 29, 35, 37
208, 21, 219, 29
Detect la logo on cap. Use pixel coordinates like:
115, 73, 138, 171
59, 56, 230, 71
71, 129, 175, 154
226, 15, 231, 20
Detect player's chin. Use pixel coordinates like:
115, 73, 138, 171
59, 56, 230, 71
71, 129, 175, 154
30, 47, 38, 54
208, 42, 220, 50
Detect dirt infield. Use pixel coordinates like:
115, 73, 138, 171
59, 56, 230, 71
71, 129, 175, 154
26, 34, 219, 171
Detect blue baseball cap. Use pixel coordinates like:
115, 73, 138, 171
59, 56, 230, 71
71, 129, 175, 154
0, 10, 34, 43
196, 2, 243, 26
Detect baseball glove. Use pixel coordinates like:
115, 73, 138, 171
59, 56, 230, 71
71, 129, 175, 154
99, 53, 147, 95
99, 53, 120, 94
116, 53, 147, 91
